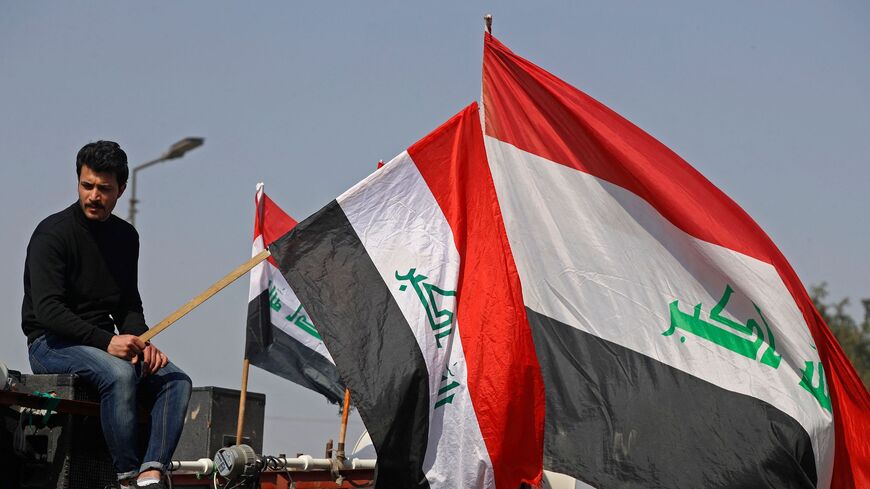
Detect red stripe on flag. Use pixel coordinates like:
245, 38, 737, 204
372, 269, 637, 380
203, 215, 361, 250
483, 33, 870, 488
254, 190, 299, 267
483, 34, 777, 264
254, 192, 298, 245
408, 103, 545, 489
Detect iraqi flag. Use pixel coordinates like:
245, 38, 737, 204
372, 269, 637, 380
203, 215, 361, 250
245, 184, 344, 404
268, 104, 545, 489
482, 33, 869, 489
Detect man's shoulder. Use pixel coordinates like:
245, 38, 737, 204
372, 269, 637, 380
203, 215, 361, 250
31, 204, 77, 238
106, 214, 139, 240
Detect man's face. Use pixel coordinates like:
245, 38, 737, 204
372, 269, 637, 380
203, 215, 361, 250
78, 165, 125, 222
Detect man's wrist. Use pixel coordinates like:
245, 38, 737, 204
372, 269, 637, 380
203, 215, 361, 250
92, 329, 116, 352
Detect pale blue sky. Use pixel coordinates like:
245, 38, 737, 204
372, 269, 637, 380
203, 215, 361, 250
1, 2, 868, 456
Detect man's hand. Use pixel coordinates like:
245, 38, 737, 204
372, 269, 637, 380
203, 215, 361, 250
107, 334, 145, 360
132, 343, 169, 376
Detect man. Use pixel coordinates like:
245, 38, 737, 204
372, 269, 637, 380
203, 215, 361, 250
22, 141, 192, 489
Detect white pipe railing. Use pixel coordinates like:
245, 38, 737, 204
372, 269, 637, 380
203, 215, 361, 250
350, 458, 377, 470
168, 455, 376, 475
169, 458, 214, 474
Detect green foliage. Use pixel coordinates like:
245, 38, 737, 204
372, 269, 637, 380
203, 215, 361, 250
810, 283, 870, 390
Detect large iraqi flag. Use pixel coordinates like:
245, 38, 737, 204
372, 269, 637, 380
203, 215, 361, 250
245, 184, 344, 403
482, 33, 869, 489
268, 104, 545, 489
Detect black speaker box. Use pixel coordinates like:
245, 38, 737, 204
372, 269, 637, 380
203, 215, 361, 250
12, 373, 118, 489
173, 386, 266, 461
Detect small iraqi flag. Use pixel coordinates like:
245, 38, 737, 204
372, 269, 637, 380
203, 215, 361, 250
245, 184, 344, 404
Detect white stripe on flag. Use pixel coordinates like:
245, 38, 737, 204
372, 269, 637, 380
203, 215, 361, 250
337, 151, 495, 489
249, 235, 335, 364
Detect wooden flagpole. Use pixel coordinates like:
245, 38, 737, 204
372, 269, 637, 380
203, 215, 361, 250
336, 388, 352, 461
235, 358, 251, 445
235, 184, 270, 447
140, 249, 271, 343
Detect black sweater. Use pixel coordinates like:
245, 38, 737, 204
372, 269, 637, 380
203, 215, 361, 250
22, 203, 148, 350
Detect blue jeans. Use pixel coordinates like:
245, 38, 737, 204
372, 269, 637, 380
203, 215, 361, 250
28, 334, 192, 482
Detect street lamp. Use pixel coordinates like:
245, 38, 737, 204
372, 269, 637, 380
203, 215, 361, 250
128, 137, 204, 227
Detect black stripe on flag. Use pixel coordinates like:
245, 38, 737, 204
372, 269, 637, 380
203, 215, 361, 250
245, 290, 345, 403
524, 307, 818, 489
269, 200, 431, 489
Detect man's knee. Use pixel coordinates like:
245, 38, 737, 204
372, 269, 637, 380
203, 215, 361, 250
156, 364, 193, 399
169, 370, 193, 399
97, 361, 138, 397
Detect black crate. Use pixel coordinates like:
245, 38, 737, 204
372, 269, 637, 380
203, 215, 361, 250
14, 373, 117, 489
172, 386, 266, 461
17, 372, 100, 401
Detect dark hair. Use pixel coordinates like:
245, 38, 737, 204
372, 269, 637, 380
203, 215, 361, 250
76, 141, 129, 186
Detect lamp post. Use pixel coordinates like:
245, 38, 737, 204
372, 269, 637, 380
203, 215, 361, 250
128, 137, 204, 227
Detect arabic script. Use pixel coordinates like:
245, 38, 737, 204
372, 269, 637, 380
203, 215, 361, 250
664, 285, 781, 369
396, 268, 456, 348
435, 364, 461, 409
268, 280, 323, 341
799, 355, 831, 413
